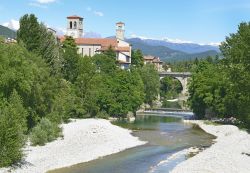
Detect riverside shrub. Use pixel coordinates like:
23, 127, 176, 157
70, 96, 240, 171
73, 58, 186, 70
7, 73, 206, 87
0, 92, 27, 167
30, 118, 61, 146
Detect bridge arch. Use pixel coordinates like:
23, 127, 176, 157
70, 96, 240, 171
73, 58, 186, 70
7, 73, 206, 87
159, 72, 191, 96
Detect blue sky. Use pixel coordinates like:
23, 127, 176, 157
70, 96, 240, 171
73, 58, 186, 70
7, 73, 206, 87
1, 0, 250, 45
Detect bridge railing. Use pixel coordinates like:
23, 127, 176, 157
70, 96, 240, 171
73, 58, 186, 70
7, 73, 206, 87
159, 72, 192, 78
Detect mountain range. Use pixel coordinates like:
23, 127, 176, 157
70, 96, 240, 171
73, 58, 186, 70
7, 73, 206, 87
0, 25, 16, 39
126, 38, 220, 62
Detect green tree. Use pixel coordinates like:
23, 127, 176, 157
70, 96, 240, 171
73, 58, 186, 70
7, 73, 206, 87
18, 14, 62, 75
220, 22, 250, 125
38, 24, 61, 75
188, 60, 229, 119
103, 46, 116, 60
62, 36, 77, 50
131, 49, 144, 67
92, 54, 118, 74
139, 64, 160, 105
17, 14, 41, 52
0, 91, 27, 167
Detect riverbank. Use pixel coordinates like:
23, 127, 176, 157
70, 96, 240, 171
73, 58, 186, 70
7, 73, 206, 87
0, 119, 146, 173
171, 120, 250, 173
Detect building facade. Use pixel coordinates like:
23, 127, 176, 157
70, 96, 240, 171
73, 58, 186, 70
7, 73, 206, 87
144, 55, 163, 72
60, 15, 132, 69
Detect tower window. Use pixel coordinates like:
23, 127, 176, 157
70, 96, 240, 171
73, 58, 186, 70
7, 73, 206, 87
70, 21, 72, 29
74, 21, 77, 29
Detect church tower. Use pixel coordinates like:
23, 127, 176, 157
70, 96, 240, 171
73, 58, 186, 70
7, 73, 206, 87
66, 15, 83, 38
116, 22, 125, 40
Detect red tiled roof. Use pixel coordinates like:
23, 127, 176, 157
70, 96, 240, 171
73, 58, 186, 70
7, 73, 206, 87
58, 36, 130, 52
116, 22, 125, 25
99, 46, 130, 52
67, 15, 83, 19
75, 38, 117, 47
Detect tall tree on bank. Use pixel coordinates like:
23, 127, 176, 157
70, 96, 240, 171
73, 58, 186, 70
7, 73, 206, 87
131, 49, 144, 67
188, 60, 229, 119
17, 14, 61, 75
17, 14, 41, 52
61, 36, 79, 83
140, 64, 160, 106
220, 22, 250, 125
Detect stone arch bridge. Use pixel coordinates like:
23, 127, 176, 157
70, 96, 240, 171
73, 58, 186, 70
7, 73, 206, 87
159, 72, 192, 96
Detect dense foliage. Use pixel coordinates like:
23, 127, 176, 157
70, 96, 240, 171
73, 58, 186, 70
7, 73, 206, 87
139, 64, 160, 106
131, 49, 144, 67
189, 22, 250, 127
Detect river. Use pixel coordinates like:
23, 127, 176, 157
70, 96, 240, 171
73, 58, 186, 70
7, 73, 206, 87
50, 113, 214, 173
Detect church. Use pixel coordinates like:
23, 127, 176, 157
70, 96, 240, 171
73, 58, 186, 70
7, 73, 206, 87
59, 15, 132, 69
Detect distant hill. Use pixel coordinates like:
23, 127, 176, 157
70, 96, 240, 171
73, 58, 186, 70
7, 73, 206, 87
0, 25, 16, 39
126, 38, 220, 62
141, 38, 220, 54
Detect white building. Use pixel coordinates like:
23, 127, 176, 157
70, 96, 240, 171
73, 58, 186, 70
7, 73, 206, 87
60, 15, 132, 69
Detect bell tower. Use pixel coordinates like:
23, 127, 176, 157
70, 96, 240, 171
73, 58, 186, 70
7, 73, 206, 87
116, 22, 125, 40
66, 15, 83, 38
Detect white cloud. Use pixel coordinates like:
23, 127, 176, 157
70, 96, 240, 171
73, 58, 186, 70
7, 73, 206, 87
28, 2, 48, 8
87, 6, 104, 17
36, 0, 57, 4
130, 34, 154, 40
163, 37, 194, 44
207, 42, 221, 46
94, 11, 104, 17
3, 19, 20, 30
28, 0, 57, 8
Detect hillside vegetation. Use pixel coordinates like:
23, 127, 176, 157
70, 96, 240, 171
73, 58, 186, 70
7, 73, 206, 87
0, 25, 16, 39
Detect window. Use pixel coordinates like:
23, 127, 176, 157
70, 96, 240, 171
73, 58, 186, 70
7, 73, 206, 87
70, 21, 72, 29
89, 48, 91, 56
126, 56, 130, 62
74, 21, 77, 29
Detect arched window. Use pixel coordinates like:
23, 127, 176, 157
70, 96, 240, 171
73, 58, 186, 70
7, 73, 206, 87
74, 21, 77, 29
70, 21, 72, 29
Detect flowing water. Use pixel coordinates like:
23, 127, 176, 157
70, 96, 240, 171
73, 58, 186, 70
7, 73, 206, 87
50, 113, 215, 173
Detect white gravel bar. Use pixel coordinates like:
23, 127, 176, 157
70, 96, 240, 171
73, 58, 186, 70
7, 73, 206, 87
171, 120, 250, 173
0, 119, 146, 173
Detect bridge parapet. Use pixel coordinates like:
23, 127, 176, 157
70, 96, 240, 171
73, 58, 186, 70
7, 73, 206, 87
159, 72, 192, 78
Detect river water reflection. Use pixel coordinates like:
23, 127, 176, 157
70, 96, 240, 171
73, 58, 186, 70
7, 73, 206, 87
50, 114, 214, 173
